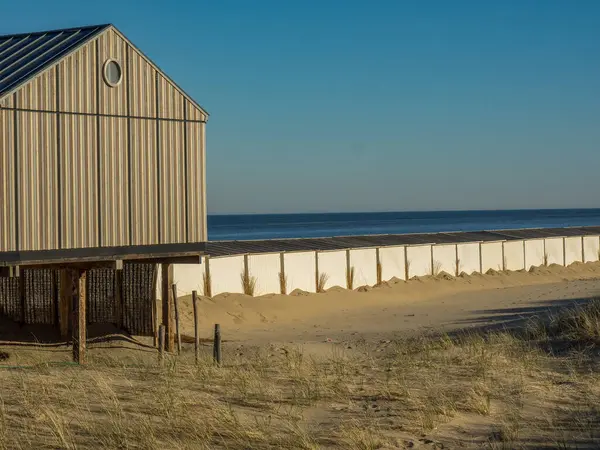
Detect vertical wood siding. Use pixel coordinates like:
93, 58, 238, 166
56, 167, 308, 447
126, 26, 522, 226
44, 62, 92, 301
17, 111, 59, 251
186, 120, 205, 242
97, 29, 128, 116
1, 27, 207, 255
130, 118, 158, 245
159, 120, 186, 243
60, 115, 98, 248
0, 109, 16, 251
58, 43, 97, 114
16, 70, 56, 111
99, 116, 129, 247
158, 75, 184, 119
128, 49, 157, 117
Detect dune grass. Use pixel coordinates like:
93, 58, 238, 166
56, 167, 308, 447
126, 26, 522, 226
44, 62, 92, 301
240, 270, 257, 296
0, 300, 599, 448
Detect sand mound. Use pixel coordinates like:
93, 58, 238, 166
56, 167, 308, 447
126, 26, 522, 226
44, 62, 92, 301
357, 285, 372, 292
436, 271, 455, 281
289, 289, 310, 296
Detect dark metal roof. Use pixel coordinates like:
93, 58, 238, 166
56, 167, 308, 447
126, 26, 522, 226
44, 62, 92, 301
205, 226, 600, 257
0, 24, 110, 100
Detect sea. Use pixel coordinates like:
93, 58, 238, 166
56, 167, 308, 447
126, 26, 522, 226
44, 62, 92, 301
208, 209, 600, 241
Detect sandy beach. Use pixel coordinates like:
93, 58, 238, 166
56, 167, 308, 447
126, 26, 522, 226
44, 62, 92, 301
177, 261, 600, 347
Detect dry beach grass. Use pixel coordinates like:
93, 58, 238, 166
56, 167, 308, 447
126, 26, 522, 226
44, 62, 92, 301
1, 265, 600, 448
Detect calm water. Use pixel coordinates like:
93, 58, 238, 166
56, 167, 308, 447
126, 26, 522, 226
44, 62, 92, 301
207, 209, 600, 241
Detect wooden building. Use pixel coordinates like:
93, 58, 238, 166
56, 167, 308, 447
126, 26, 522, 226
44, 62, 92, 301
0, 24, 208, 361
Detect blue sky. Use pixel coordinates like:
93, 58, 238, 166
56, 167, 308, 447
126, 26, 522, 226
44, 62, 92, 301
2, 1, 600, 214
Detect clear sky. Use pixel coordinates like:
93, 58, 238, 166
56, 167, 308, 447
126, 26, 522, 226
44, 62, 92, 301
2, 1, 600, 214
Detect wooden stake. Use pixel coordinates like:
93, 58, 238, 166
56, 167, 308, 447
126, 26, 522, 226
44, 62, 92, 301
151, 264, 158, 347
161, 264, 175, 352
213, 324, 221, 365
158, 324, 165, 367
192, 290, 200, 364
72, 270, 87, 364
171, 284, 181, 355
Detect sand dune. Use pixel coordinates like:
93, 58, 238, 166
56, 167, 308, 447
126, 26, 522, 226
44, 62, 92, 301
174, 261, 600, 344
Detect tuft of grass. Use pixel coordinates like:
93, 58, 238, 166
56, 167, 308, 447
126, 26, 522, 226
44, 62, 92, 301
203, 270, 212, 298
240, 270, 257, 296
279, 272, 288, 295
346, 266, 355, 290
376, 260, 383, 285
432, 260, 443, 276
316, 272, 329, 293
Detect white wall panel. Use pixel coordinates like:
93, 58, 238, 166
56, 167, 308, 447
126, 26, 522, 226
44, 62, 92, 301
406, 245, 432, 278
524, 239, 544, 270
545, 237, 564, 266
317, 250, 347, 289
583, 236, 600, 263
248, 253, 282, 295
349, 248, 377, 286
503, 240, 525, 271
432, 244, 457, 275
284, 251, 316, 293
378, 246, 406, 281
172, 264, 204, 297
209, 256, 245, 295
457, 243, 480, 274
481, 242, 504, 272
564, 236, 583, 265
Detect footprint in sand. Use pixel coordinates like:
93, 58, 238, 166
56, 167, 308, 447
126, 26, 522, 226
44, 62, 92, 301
227, 311, 245, 324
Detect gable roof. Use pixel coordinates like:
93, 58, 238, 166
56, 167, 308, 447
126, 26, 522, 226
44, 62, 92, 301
0, 24, 109, 99
0, 24, 208, 118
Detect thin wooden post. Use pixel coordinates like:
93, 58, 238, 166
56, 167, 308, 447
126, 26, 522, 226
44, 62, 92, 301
151, 264, 159, 347
158, 324, 165, 366
171, 284, 181, 355
72, 270, 87, 364
192, 290, 200, 364
161, 264, 175, 352
59, 269, 72, 340
114, 267, 124, 330
213, 324, 222, 365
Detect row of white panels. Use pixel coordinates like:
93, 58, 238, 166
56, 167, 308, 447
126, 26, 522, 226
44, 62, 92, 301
161, 236, 600, 298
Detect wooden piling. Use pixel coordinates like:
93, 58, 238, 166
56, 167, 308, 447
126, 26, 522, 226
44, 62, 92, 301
161, 264, 175, 352
158, 324, 165, 366
72, 270, 87, 364
192, 290, 200, 364
172, 284, 181, 355
213, 324, 221, 365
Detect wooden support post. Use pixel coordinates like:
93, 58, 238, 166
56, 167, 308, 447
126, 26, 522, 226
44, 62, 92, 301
114, 267, 124, 330
213, 324, 222, 365
192, 290, 200, 364
72, 270, 87, 364
161, 264, 175, 352
158, 324, 165, 367
59, 269, 72, 340
171, 284, 181, 355
151, 264, 159, 347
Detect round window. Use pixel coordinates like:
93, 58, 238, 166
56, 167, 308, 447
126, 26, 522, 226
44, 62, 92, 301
103, 59, 122, 87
